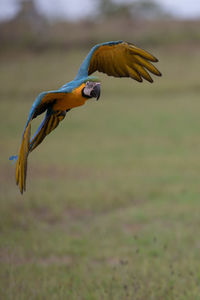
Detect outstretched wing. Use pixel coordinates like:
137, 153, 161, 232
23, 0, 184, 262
75, 41, 161, 83
10, 90, 69, 194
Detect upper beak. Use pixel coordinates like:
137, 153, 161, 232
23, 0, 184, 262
91, 83, 101, 100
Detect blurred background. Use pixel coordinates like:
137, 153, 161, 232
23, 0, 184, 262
1, 1, 200, 299
1, 0, 200, 51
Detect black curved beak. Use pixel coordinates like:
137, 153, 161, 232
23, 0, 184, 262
91, 83, 101, 101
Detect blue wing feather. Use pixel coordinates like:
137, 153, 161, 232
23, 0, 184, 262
74, 41, 123, 81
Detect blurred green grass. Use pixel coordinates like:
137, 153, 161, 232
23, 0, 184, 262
1, 46, 200, 299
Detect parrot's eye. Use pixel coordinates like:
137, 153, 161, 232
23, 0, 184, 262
86, 81, 93, 88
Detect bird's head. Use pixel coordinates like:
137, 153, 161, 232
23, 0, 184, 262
82, 81, 101, 101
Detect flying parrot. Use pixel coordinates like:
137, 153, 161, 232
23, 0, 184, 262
10, 40, 162, 194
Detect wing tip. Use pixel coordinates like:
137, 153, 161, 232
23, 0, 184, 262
138, 77, 153, 83
152, 57, 158, 63
147, 77, 154, 83
155, 70, 162, 77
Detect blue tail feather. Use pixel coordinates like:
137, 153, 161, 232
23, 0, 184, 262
9, 155, 18, 163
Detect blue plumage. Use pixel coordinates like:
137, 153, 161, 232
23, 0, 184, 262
74, 41, 123, 80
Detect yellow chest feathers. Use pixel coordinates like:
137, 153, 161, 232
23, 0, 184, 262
53, 83, 87, 111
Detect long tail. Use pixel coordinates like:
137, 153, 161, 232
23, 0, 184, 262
10, 110, 67, 194
11, 121, 31, 194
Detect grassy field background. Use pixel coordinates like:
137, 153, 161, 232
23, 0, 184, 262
1, 45, 200, 299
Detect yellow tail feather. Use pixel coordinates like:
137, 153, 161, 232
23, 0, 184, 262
16, 122, 31, 194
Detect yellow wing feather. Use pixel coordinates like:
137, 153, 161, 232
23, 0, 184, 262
88, 42, 161, 82
15, 111, 66, 194
30, 111, 66, 152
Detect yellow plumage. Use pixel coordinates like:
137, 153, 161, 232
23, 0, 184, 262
88, 42, 161, 82
16, 122, 31, 194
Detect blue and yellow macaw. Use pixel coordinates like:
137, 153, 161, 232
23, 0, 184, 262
10, 40, 162, 194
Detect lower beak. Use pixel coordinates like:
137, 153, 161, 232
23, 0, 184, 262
91, 84, 101, 100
